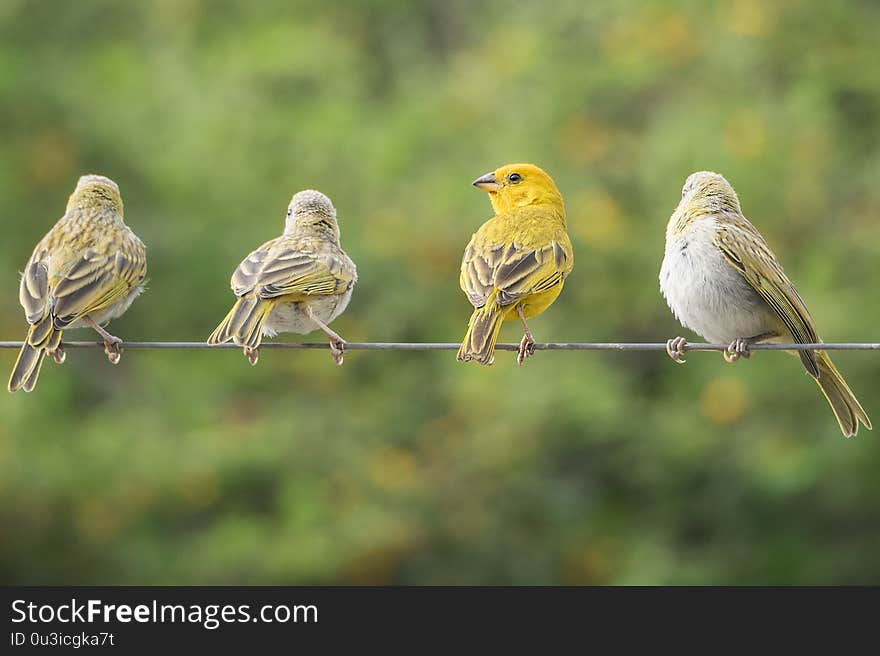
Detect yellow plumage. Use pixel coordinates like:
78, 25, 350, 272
660, 171, 870, 437
207, 190, 357, 366
8, 175, 147, 393
458, 163, 573, 365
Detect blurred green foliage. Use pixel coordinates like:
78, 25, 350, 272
1, 0, 879, 584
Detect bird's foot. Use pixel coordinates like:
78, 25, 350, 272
49, 345, 66, 365
724, 337, 752, 363
244, 346, 259, 366
103, 336, 123, 365
666, 336, 688, 364
517, 334, 536, 366
329, 338, 346, 366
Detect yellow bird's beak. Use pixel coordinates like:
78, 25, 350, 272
472, 172, 501, 192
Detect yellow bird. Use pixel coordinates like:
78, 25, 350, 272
458, 163, 573, 365
207, 190, 357, 366
660, 171, 871, 437
8, 174, 147, 393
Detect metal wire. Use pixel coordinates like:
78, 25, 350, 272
0, 341, 878, 351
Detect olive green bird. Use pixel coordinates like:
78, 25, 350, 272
660, 171, 871, 437
8, 174, 147, 393
207, 190, 357, 366
458, 163, 573, 366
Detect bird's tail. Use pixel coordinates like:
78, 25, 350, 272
812, 350, 872, 438
207, 296, 274, 349
457, 299, 507, 365
8, 315, 62, 393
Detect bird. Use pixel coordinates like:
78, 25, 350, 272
8, 174, 147, 393
457, 163, 573, 366
207, 189, 357, 366
659, 170, 871, 437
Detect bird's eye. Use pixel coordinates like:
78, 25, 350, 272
508, 173, 522, 183
287, 209, 293, 216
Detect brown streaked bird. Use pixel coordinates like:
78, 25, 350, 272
207, 189, 357, 366
8, 174, 147, 393
660, 170, 871, 437
458, 163, 573, 366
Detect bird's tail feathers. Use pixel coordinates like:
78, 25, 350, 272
457, 299, 506, 365
207, 296, 274, 349
813, 350, 871, 438
8, 315, 62, 393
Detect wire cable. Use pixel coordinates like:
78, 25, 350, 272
1, 341, 878, 351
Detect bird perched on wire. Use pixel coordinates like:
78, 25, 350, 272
207, 189, 356, 366
458, 163, 573, 366
660, 171, 871, 437
8, 174, 147, 393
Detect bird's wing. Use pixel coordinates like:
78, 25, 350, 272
48, 236, 147, 328
460, 236, 572, 308
230, 239, 275, 296
232, 239, 354, 300
715, 222, 820, 376
20, 252, 50, 324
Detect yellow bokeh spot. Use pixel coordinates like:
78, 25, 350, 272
343, 530, 420, 585
602, 10, 700, 68
113, 477, 158, 515
27, 131, 77, 187
75, 499, 120, 545
783, 131, 828, 220
563, 542, 612, 584
570, 188, 624, 250
721, 0, 775, 37
700, 376, 748, 425
724, 110, 766, 160
178, 470, 220, 510
649, 14, 701, 63
558, 115, 611, 166
368, 446, 417, 491
487, 27, 540, 76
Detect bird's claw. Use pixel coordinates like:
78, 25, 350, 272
103, 337, 122, 365
517, 334, 536, 366
666, 336, 688, 364
244, 346, 259, 366
49, 346, 66, 365
330, 338, 346, 366
724, 338, 752, 363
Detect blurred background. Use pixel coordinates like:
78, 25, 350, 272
1, 0, 879, 584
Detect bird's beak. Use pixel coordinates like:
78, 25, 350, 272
472, 172, 501, 192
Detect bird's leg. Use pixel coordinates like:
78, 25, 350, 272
306, 306, 346, 366
46, 328, 65, 363
666, 336, 688, 364
516, 305, 536, 366
50, 346, 66, 364
243, 346, 259, 367
84, 316, 123, 364
46, 339, 67, 364
723, 338, 750, 363
723, 331, 778, 364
